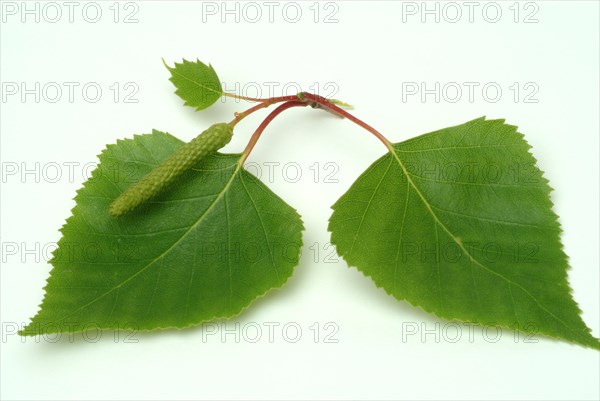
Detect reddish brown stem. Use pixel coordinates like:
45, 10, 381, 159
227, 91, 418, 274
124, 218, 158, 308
240, 100, 308, 162
228, 95, 299, 127
300, 92, 392, 148
235, 92, 392, 164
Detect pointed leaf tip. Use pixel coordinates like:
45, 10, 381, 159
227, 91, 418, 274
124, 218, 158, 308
22, 131, 303, 335
330, 117, 599, 350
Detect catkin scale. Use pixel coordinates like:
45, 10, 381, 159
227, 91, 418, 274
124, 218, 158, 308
109, 123, 233, 216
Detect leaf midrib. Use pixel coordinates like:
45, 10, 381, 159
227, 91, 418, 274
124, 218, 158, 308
169, 66, 223, 99
387, 147, 575, 334
45, 159, 243, 326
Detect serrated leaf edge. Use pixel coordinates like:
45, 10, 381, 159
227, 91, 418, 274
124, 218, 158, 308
328, 117, 600, 350
163, 58, 223, 111
21, 132, 305, 336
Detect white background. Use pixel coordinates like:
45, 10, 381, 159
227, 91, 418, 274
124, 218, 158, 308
1, 1, 599, 400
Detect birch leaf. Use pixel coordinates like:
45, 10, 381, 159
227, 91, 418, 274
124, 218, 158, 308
329, 117, 599, 349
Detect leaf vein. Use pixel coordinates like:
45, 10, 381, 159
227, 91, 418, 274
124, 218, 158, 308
43, 160, 241, 325
239, 173, 281, 282
388, 148, 574, 334
348, 158, 394, 258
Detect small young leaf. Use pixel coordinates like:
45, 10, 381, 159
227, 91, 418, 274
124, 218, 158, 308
164, 58, 223, 110
21, 131, 303, 335
329, 117, 599, 349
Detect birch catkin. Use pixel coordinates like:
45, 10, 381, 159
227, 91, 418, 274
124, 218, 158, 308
109, 123, 233, 216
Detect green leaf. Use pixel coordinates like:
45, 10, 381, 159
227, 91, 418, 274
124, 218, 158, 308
21, 131, 303, 335
164, 58, 223, 110
329, 117, 599, 349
